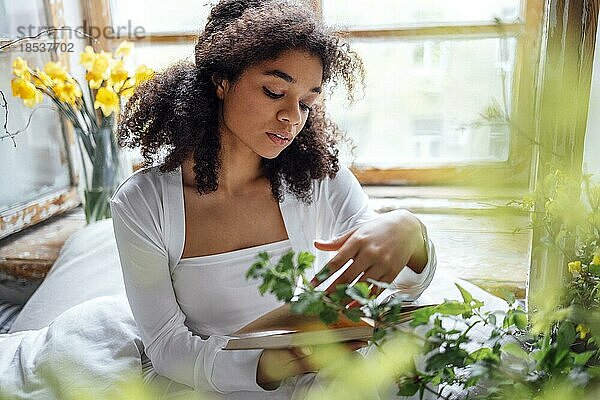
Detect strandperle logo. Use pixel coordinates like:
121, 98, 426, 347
15, 20, 146, 40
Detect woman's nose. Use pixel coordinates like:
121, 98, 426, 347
277, 102, 302, 127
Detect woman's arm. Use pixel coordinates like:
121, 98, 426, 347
312, 166, 437, 300
110, 182, 274, 394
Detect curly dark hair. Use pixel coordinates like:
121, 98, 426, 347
116, 0, 364, 205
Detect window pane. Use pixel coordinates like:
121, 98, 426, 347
0, 51, 71, 211
327, 37, 515, 167
110, 0, 211, 34
129, 42, 194, 70
0, 0, 46, 38
323, 0, 522, 29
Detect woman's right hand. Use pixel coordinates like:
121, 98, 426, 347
256, 347, 314, 390
256, 341, 368, 390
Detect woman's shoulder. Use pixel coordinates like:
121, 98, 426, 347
110, 164, 179, 208
305, 164, 356, 206
314, 164, 356, 191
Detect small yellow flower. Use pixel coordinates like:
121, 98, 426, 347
134, 64, 154, 84
79, 45, 97, 70
11, 78, 43, 108
32, 67, 54, 88
44, 61, 69, 82
568, 260, 582, 274
108, 60, 129, 92
592, 254, 600, 266
86, 53, 111, 89
94, 86, 120, 116
115, 40, 134, 58
119, 77, 136, 98
53, 79, 82, 105
576, 324, 590, 340
12, 57, 31, 80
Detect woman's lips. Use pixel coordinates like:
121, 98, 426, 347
267, 132, 290, 146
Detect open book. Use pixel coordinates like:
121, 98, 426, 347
223, 302, 434, 350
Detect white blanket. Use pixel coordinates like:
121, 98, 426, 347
0, 219, 511, 399
0, 295, 142, 399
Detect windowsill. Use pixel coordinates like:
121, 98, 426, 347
365, 186, 530, 299
0, 207, 86, 280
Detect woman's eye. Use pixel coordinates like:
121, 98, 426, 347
263, 87, 310, 113
263, 87, 283, 99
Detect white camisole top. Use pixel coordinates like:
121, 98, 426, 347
172, 239, 292, 337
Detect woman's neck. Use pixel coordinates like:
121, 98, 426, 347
181, 138, 267, 196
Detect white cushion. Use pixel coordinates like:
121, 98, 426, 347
0, 296, 142, 399
9, 219, 125, 333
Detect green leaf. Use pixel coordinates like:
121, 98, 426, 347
455, 283, 473, 303
346, 283, 370, 304
468, 348, 499, 364
372, 327, 386, 342
257, 251, 271, 262
276, 252, 295, 272
501, 342, 528, 360
410, 306, 436, 326
556, 322, 577, 351
272, 279, 294, 302
499, 288, 516, 305
343, 307, 363, 322
291, 291, 324, 315
296, 251, 315, 268
258, 276, 274, 296
435, 301, 472, 316
426, 348, 469, 371
589, 263, 600, 276
319, 305, 339, 324
396, 377, 420, 396
573, 350, 596, 366
512, 310, 528, 330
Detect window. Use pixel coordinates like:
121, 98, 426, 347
98, 0, 541, 186
0, 0, 78, 239
321, 0, 537, 185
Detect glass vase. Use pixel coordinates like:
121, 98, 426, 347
80, 116, 130, 224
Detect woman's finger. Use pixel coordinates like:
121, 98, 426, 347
326, 249, 373, 294
312, 247, 360, 289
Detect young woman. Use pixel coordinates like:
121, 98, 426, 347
110, 0, 437, 398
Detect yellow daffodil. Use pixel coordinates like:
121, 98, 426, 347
32, 67, 54, 88
11, 78, 43, 108
53, 79, 82, 105
85, 50, 113, 89
87, 58, 110, 89
115, 41, 134, 58
94, 86, 120, 116
118, 65, 154, 98
108, 60, 129, 92
44, 61, 69, 82
568, 260, 582, 274
79, 45, 97, 70
592, 254, 600, 266
12, 57, 31, 80
134, 64, 154, 84
119, 77, 136, 98
576, 324, 590, 340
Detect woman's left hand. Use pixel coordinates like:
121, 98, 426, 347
312, 210, 428, 297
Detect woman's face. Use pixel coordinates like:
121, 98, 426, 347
214, 49, 323, 159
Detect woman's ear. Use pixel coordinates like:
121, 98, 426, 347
212, 74, 229, 100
